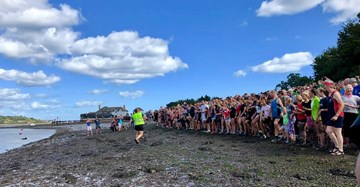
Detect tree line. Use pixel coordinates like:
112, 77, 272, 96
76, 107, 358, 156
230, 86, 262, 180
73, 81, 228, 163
278, 13, 360, 88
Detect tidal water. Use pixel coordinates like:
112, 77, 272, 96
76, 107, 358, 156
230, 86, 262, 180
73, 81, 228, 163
0, 128, 56, 154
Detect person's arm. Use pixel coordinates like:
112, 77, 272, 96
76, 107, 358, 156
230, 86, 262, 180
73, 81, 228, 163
331, 92, 345, 120
277, 98, 286, 112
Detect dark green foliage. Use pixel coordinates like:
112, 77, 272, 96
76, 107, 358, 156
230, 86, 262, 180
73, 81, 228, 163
276, 73, 313, 90
313, 15, 360, 81
166, 95, 211, 108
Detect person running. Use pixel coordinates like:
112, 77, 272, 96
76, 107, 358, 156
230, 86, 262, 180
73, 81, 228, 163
131, 107, 147, 144
95, 117, 101, 134
86, 118, 93, 136
323, 79, 345, 155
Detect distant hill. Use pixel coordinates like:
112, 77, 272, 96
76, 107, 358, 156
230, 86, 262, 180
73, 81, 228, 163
0, 116, 45, 124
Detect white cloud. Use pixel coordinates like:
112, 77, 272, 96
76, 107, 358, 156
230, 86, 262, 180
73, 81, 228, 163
119, 90, 144, 99
89, 89, 108, 95
0, 68, 60, 86
0, 88, 31, 101
256, 0, 360, 24
59, 31, 188, 85
266, 37, 278, 41
234, 70, 247, 77
0, 88, 31, 110
251, 52, 313, 73
35, 93, 48, 98
75, 100, 101, 107
30, 101, 59, 110
257, 0, 324, 16
0, 0, 81, 61
322, 0, 360, 24
0, 1, 186, 85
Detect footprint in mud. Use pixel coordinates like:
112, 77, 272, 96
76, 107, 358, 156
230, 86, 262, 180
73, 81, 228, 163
150, 141, 163, 147
62, 173, 77, 184
329, 168, 356, 178
80, 151, 99, 157
203, 141, 214, 145
112, 169, 137, 178
198, 146, 212, 152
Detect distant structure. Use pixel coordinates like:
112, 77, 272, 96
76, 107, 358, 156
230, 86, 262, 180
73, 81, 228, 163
80, 105, 129, 120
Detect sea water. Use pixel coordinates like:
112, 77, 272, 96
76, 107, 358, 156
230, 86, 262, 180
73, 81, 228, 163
0, 128, 56, 154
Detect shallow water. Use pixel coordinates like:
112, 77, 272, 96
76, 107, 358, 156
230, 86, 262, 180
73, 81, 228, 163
0, 128, 56, 154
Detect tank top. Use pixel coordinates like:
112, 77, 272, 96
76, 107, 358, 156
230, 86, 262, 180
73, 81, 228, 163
329, 91, 344, 117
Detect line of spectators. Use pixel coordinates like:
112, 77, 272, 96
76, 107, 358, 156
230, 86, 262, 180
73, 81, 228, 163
152, 76, 360, 156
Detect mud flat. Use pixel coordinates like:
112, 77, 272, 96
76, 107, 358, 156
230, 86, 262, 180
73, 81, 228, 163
0, 124, 358, 186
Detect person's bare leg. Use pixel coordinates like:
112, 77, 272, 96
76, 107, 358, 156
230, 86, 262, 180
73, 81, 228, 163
326, 126, 339, 149
334, 128, 344, 152
136, 131, 144, 140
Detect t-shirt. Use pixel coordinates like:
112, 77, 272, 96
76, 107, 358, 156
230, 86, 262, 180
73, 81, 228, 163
230, 107, 236, 118
342, 95, 360, 114
296, 103, 306, 121
320, 97, 330, 122
86, 121, 91, 126
353, 85, 360, 97
302, 100, 311, 117
200, 104, 207, 113
189, 107, 196, 117
261, 105, 271, 118
95, 119, 100, 126
223, 109, 230, 118
311, 96, 320, 120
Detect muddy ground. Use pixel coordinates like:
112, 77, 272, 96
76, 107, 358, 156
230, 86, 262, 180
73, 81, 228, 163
0, 124, 359, 186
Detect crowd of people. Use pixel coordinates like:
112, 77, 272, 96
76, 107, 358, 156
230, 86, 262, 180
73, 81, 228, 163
153, 76, 360, 156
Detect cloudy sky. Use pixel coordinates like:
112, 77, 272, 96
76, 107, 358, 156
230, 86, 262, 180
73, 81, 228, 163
1, 0, 359, 120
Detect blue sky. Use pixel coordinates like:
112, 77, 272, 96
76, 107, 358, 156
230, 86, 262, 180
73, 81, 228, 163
0, 0, 359, 120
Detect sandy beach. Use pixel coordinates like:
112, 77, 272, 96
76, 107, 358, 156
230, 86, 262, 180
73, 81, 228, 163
0, 123, 358, 186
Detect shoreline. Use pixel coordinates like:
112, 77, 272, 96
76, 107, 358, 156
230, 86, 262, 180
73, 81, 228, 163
0, 124, 358, 186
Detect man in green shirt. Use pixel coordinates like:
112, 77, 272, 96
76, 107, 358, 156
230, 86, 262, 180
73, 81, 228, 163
131, 107, 147, 144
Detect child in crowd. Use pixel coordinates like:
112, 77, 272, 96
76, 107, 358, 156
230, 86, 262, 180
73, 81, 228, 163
86, 118, 93, 136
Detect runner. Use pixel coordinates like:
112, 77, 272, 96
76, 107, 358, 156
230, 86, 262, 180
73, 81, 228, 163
131, 107, 147, 144
86, 118, 93, 136
323, 79, 345, 155
95, 117, 101, 134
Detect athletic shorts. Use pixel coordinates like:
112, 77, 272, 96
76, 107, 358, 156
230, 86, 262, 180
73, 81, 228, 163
87, 126, 92, 131
297, 119, 306, 131
201, 113, 207, 122
96, 125, 101, 129
272, 117, 283, 125
135, 125, 144, 131
329, 116, 344, 128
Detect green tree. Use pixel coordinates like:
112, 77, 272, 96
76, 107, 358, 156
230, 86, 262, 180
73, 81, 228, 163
313, 14, 360, 81
276, 73, 313, 90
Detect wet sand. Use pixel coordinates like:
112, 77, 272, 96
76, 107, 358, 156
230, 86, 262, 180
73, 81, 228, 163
0, 123, 358, 186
